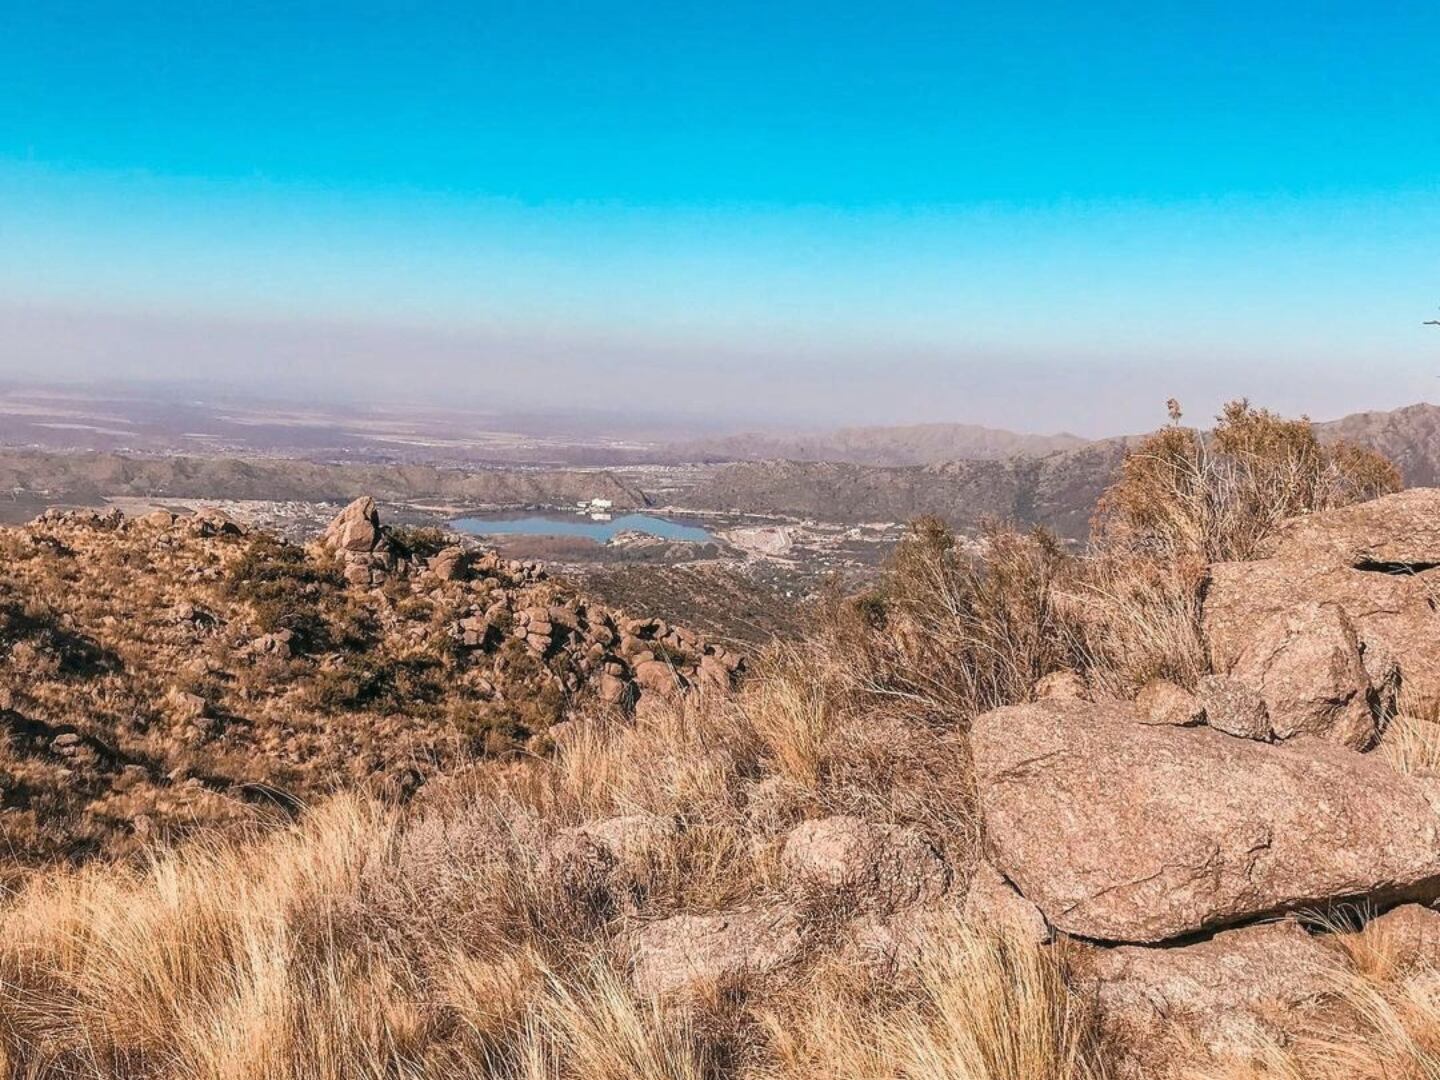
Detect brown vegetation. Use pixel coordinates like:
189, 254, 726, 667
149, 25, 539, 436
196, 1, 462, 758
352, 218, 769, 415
0, 402, 1432, 1079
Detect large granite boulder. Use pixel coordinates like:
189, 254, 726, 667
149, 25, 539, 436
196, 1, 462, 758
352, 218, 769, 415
1259, 488, 1440, 568
1225, 601, 1376, 749
1205, 488, 1440, 711
970, 698, 1440, 942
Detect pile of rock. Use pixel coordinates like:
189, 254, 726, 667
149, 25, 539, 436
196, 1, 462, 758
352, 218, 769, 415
319, 496, 745, 710
966, 489, 1440, 1071
315, 496, 404, 586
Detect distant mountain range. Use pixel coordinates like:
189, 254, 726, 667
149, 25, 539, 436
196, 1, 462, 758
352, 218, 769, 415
7, 402, 1440, 546
669, 422, 1090, 466
683, 403, 1440, 541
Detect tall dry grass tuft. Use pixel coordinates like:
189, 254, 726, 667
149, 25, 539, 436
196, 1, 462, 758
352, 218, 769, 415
756, 919, 1108, 1080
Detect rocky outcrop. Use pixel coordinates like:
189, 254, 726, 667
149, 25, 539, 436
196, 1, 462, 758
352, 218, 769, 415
312, 498, 745, 710
1204, 488, 1440, 712
317, 496, 403, 586
971, 698, 1440, 943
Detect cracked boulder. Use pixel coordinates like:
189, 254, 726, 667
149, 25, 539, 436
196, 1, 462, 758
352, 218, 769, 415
971, 698, 1440, 942
1225, 601, 1376, 749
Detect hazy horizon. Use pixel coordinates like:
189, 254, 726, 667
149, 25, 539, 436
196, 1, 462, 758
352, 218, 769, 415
3, 3, 1438, 436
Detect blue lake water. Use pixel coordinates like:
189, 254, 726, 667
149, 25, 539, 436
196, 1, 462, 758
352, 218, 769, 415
451, 513, 715, 543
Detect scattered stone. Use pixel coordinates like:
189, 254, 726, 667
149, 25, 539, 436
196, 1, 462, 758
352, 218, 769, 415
781, 815, 950, 912
1364, 903, 1440, 966
633, 659, 685, 697
960, 861, 1050, 943
1088, 920, 1333, 1074
167, 690, 209, 722
630, 908, 803, 998
1033, 670, 1089, 700
427, 545, 468, 581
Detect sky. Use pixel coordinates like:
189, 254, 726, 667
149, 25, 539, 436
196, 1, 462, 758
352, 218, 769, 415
1, 1, 1438, 435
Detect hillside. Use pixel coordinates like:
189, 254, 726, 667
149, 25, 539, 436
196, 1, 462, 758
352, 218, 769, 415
1318, 401, 1440, 486
0, 449, 647, 512
3, 407, 1439, 1079
685, 403, 1440, 541
0, 499, 739, 874
685, 440, 1130, 540
670, 421, 1090, 465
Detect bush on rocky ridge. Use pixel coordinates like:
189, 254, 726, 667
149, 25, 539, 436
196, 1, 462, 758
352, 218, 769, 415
1097, 399, 1401, 562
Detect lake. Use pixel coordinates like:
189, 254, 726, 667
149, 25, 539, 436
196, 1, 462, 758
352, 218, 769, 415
451, 512, 716, 543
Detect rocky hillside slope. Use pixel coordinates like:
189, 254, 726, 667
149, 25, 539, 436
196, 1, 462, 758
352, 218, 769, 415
0, 449, 647, 511
9, 489, 1440, 1078
670, 421, 1090, 465
0, 498, 739, 873
687, 404, 1440, 541
685, 441, 1130, 539
1317, 401, 1440, 486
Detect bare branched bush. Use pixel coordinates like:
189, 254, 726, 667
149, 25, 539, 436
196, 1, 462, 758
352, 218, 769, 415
1096, 400, 1401, 563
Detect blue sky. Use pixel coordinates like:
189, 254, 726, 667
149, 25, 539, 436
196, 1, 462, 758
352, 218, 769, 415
1, 1, 1438, 432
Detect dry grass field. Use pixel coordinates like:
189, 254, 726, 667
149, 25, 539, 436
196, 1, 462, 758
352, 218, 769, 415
3, 403, 1434, 1079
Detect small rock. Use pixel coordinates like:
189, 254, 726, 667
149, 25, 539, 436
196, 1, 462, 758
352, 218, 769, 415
168, 690, 208, 721
630, 908, 802, 998
1365, 904, 1440, 967
1195, 675, 1271, 740
961, 861, 1050, 943
1033, 670, 1089, 700
780, 815, 949, 912
1136, 679, 1204, 727
427, 546, 468, 581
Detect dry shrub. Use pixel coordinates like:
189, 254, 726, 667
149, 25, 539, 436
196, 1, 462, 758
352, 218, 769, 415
1058, 550, 1209, 695
1096, 400, 1401, 563
822, 518, 1080, 726
1071, 400, 1402, 695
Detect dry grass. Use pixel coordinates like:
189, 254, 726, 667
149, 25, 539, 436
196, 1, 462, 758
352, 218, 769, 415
1379, 713, 1440, 776
0, 402, 1426, 1078
757, 921, 1108, 1080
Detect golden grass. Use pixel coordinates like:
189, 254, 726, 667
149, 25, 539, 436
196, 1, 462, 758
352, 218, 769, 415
756, 920, 1108, 1080
0, 402, 1427, 1078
